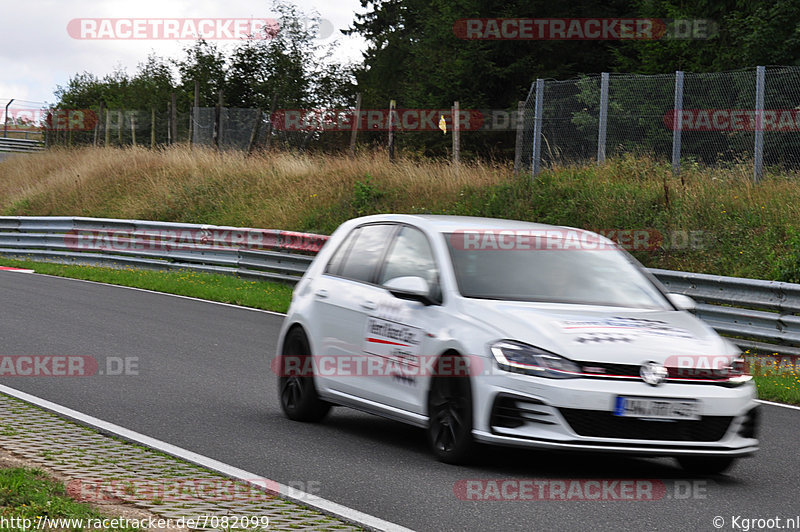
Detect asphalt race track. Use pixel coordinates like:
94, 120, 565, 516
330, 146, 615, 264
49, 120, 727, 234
1, 272, 798, 531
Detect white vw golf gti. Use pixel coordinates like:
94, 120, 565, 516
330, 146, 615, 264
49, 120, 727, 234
275, 215, 758, 473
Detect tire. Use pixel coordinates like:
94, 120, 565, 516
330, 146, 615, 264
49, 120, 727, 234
277, 328, 331, 422
676, 456, 736, 475
427, 354, 474, 464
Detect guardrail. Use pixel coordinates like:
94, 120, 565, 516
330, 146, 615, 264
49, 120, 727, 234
0, 216, 326, 284
0, 137, 45, 153
652, 269, 800, 357
0, 216, 797, 357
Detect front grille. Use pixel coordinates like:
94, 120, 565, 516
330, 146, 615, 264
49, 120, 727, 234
579, 362, 730, 383
580, 362, 639, 378
490, 394, 554, 430
559, 408, 733, 442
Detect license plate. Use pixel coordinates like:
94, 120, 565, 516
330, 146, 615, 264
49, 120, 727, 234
614, 396, 700, 420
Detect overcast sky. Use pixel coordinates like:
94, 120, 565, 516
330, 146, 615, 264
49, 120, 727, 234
1, 0, 368, 107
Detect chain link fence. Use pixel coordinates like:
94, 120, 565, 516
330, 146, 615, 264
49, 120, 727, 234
0, 99, 47, 142
36, 106, 354, 153
521, 66, 800, 180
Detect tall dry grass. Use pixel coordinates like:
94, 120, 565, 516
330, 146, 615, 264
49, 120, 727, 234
0, 145, 508, 231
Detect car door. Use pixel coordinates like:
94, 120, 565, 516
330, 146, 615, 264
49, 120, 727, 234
311, 223, 398, 398
358, 225, 444, 415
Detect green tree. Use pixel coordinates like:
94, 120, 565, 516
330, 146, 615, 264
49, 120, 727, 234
612, 0, 800, 73
346, 0, 631, 158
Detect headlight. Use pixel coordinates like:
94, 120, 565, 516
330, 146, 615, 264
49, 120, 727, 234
489, 340, 581, 378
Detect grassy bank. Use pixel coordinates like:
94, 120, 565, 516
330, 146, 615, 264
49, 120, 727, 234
2, 146, 800, 281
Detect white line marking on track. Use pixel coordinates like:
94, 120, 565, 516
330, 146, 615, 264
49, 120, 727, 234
0, 384, 414, 532
756, 399, 800, 411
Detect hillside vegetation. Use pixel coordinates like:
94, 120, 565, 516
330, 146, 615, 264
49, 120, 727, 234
1, 145, 799, 282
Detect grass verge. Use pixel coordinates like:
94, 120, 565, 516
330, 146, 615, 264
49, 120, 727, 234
0, 257, 294, 313
0, 467, 140, 531
754, 375, 800, 405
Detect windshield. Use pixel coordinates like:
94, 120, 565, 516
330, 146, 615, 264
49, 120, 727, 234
445, 233, 670, 309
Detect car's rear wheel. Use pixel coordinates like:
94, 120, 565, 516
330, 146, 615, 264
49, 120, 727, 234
427, 354, 474, 464
278, 328, 331, 422
675, 456, 736, 475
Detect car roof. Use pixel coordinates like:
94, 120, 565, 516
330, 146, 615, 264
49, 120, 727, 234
350, 214, 605, 240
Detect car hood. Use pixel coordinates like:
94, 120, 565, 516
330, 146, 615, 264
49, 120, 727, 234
460, 299, 735, 364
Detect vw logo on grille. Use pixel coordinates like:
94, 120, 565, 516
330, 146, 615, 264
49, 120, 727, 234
640, 361, 668, 386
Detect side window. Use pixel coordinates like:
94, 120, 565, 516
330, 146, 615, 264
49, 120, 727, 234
379, 226, 441, 300
325, 227, 360, 276
336, 224, 396, 283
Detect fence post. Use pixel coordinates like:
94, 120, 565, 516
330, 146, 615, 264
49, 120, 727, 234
265, 93, 278, 151
150, 107, 156, 148
191, 80, 200, 147
513, 100, 525, 174
349, 92, 361, 158
94, 102, 104, 147
388, 99, 396, 162
531, 79, 544, 177
452, 100, 460, 164
597, 72, 609, 165
170, 93, 177, 145
130, 113, 136, 146
214, 90, 223, 150
104, 109, 110, 146
53, 110, 59, 146
671, 71, 684, 175
247, 109, 262, 154
754, 65, 765, 183
3, 99, 14, 138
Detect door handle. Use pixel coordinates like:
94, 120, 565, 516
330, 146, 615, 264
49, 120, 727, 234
315, 289, 329, 299
361, 300, 377, 311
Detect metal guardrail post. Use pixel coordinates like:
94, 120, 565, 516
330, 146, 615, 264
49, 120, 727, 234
3, 99, 14, 138
754, 66, 765, 183
531, 79, 544, 178
671, 71, 684, 175
597, 73, 609, 165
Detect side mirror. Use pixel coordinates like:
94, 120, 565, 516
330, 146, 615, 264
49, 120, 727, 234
667, 293, 696, 311
383, 276, 437, 306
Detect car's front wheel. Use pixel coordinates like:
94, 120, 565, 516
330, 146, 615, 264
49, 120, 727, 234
427, 354, 474, 464
277, 328, 331, 422
675, 456, 736, 475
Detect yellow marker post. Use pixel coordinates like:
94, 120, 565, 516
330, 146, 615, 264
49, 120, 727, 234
439, 114, 447, 134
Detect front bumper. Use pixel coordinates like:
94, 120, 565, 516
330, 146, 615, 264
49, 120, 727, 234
472, 371, 759, 457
